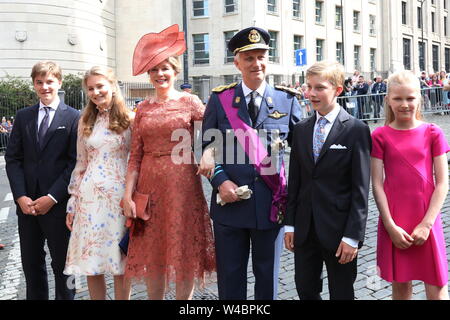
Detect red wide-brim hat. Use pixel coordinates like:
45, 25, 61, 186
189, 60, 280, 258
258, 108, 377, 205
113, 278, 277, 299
132, 24, 186, 76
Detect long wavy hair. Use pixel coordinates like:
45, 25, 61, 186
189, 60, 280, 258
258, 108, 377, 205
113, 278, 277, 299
81, 66, 131, 136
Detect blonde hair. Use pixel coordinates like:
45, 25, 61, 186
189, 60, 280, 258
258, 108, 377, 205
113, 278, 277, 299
31, 61, 62, 82
81, 66, 131, 136
384, 70, 423, 124
306, 60, 345, 88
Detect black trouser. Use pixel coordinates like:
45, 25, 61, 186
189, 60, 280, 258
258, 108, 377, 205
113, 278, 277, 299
294, 222, 357, 300
17, 211, 75, 300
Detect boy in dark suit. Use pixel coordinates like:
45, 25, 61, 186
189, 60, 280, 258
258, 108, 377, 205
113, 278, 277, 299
5, 61, 79, 300
284, 61, 371, 300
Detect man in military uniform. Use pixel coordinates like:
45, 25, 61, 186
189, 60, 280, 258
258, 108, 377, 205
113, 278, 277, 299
180, 83, 192, 93
200, 26, 301, 300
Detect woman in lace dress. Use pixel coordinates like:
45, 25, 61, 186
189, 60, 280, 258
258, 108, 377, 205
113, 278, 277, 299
122, 24, 215, 300
64, 66, 133, 300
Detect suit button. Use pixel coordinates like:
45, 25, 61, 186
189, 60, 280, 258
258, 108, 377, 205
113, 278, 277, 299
255, 177, 259, 182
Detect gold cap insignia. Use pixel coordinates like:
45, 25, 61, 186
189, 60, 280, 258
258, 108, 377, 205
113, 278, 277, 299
235, 96, 241, 104
248, 29, 261, 43
268, 111, 288, 120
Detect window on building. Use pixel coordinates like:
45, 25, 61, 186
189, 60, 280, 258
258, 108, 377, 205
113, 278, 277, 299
224, 0, 237, 14
418, 7, 423, 29
431, 0, 435, 5
268, 0, 277, 13
370, 48, 376, 71
336, 42, 344, 64
403, 38, 411, 70
316, 39, 324, 61
193, 33, 209, 64
293, 35, 304, 64
419, 41, 426, 71
335, 6, 343, 28
431, 12, 436, 32
293, 0, 301, 18
224, 31, 237, 63
354, 45, 361, 70
315, 1, 323, 24
369, 15, 376, 35
269, 30, 279, 63
353, 11, 360, 32
193, 0, 208, 17
445, 16, 448, 36
445, 47, 450, 72
433, 44, 439, 72
402, 1, 407, 25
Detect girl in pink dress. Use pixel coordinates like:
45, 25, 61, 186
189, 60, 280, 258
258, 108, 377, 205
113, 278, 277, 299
371, 70, 450, 300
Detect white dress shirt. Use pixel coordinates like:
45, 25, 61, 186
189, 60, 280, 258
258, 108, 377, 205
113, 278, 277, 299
38, 97, 60, 204
241, 81, 266, 109
285, 103, 359, 248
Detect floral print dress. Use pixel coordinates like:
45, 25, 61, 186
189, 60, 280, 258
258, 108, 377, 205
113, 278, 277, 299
64, 111, 131, 276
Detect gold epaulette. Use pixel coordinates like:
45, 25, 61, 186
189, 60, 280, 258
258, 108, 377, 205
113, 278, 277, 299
212, 82, 238, 93
275, 85, 301, 96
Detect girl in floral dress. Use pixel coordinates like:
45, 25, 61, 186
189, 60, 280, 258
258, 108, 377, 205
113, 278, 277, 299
64, 66, 133, 300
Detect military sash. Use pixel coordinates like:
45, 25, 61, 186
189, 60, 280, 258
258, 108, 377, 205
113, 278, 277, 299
218, 88, 287, 224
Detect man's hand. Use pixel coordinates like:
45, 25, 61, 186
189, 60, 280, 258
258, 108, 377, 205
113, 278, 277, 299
218, 180, 240, 204
335, 241, 358, 264
16, 196, 34, 215
284, 232, 294, 252
30, 196, 56, 215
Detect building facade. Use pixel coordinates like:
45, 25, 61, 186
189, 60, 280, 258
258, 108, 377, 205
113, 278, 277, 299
0, 0, 116, 79
1, 0, 450, 86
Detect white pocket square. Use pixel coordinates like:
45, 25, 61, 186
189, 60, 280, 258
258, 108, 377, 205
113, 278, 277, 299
57, 126, 66, 129
330, 144, 347, 150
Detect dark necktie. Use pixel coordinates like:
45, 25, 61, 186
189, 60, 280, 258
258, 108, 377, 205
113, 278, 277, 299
248, 91, 258, 127
38, 106, 50, 148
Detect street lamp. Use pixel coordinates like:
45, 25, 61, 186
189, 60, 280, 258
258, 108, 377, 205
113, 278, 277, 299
418, 0, 426, 72
182, 0, 189, 84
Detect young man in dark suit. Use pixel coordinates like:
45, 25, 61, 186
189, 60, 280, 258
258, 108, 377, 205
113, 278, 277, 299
5, 61, 79, 300
284, 61, 371, 300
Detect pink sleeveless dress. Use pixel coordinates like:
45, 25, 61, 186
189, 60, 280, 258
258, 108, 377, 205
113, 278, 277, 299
371, 123, 450, 286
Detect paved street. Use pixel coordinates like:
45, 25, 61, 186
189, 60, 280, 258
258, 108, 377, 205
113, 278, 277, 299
0, 114, 449, 300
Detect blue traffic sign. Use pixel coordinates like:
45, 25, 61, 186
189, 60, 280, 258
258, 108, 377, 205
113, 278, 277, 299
295, 48, 307, 67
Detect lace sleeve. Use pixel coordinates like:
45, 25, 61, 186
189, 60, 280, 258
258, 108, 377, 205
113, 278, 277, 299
67, 119, 88, 214
126, 106, 144, 175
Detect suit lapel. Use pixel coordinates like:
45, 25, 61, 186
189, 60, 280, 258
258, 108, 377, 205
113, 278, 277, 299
305, 114, 316, 164
233, 83, 251, 126
27, 104, 40, 155
255, 84, 274, 128
316, 108, 349, 164
40, 102, 67, 151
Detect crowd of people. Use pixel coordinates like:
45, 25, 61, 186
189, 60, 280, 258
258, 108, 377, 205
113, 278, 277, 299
279, 69, 450, 122
1, 24, 449, 301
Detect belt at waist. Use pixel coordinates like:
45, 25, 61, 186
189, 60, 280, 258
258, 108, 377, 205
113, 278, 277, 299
144, 150, 172, 157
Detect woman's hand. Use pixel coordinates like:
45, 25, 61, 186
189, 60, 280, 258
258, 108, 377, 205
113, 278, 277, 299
66, 212, 75, 231
387, 225, 414, 249
410, 222, 432, 246
196, 148, 215, 179
123, 197, 136, 219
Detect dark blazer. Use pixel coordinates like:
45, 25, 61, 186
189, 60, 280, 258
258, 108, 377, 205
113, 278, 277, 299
5, 102, 79, 216
202, 82, 301, 230
284, 108, 371, 251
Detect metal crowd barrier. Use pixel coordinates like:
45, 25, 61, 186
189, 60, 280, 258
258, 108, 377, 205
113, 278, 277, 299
298, 87, 450, 121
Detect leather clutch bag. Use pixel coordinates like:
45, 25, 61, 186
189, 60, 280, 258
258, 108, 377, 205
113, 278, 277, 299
120, 190, 151, 221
